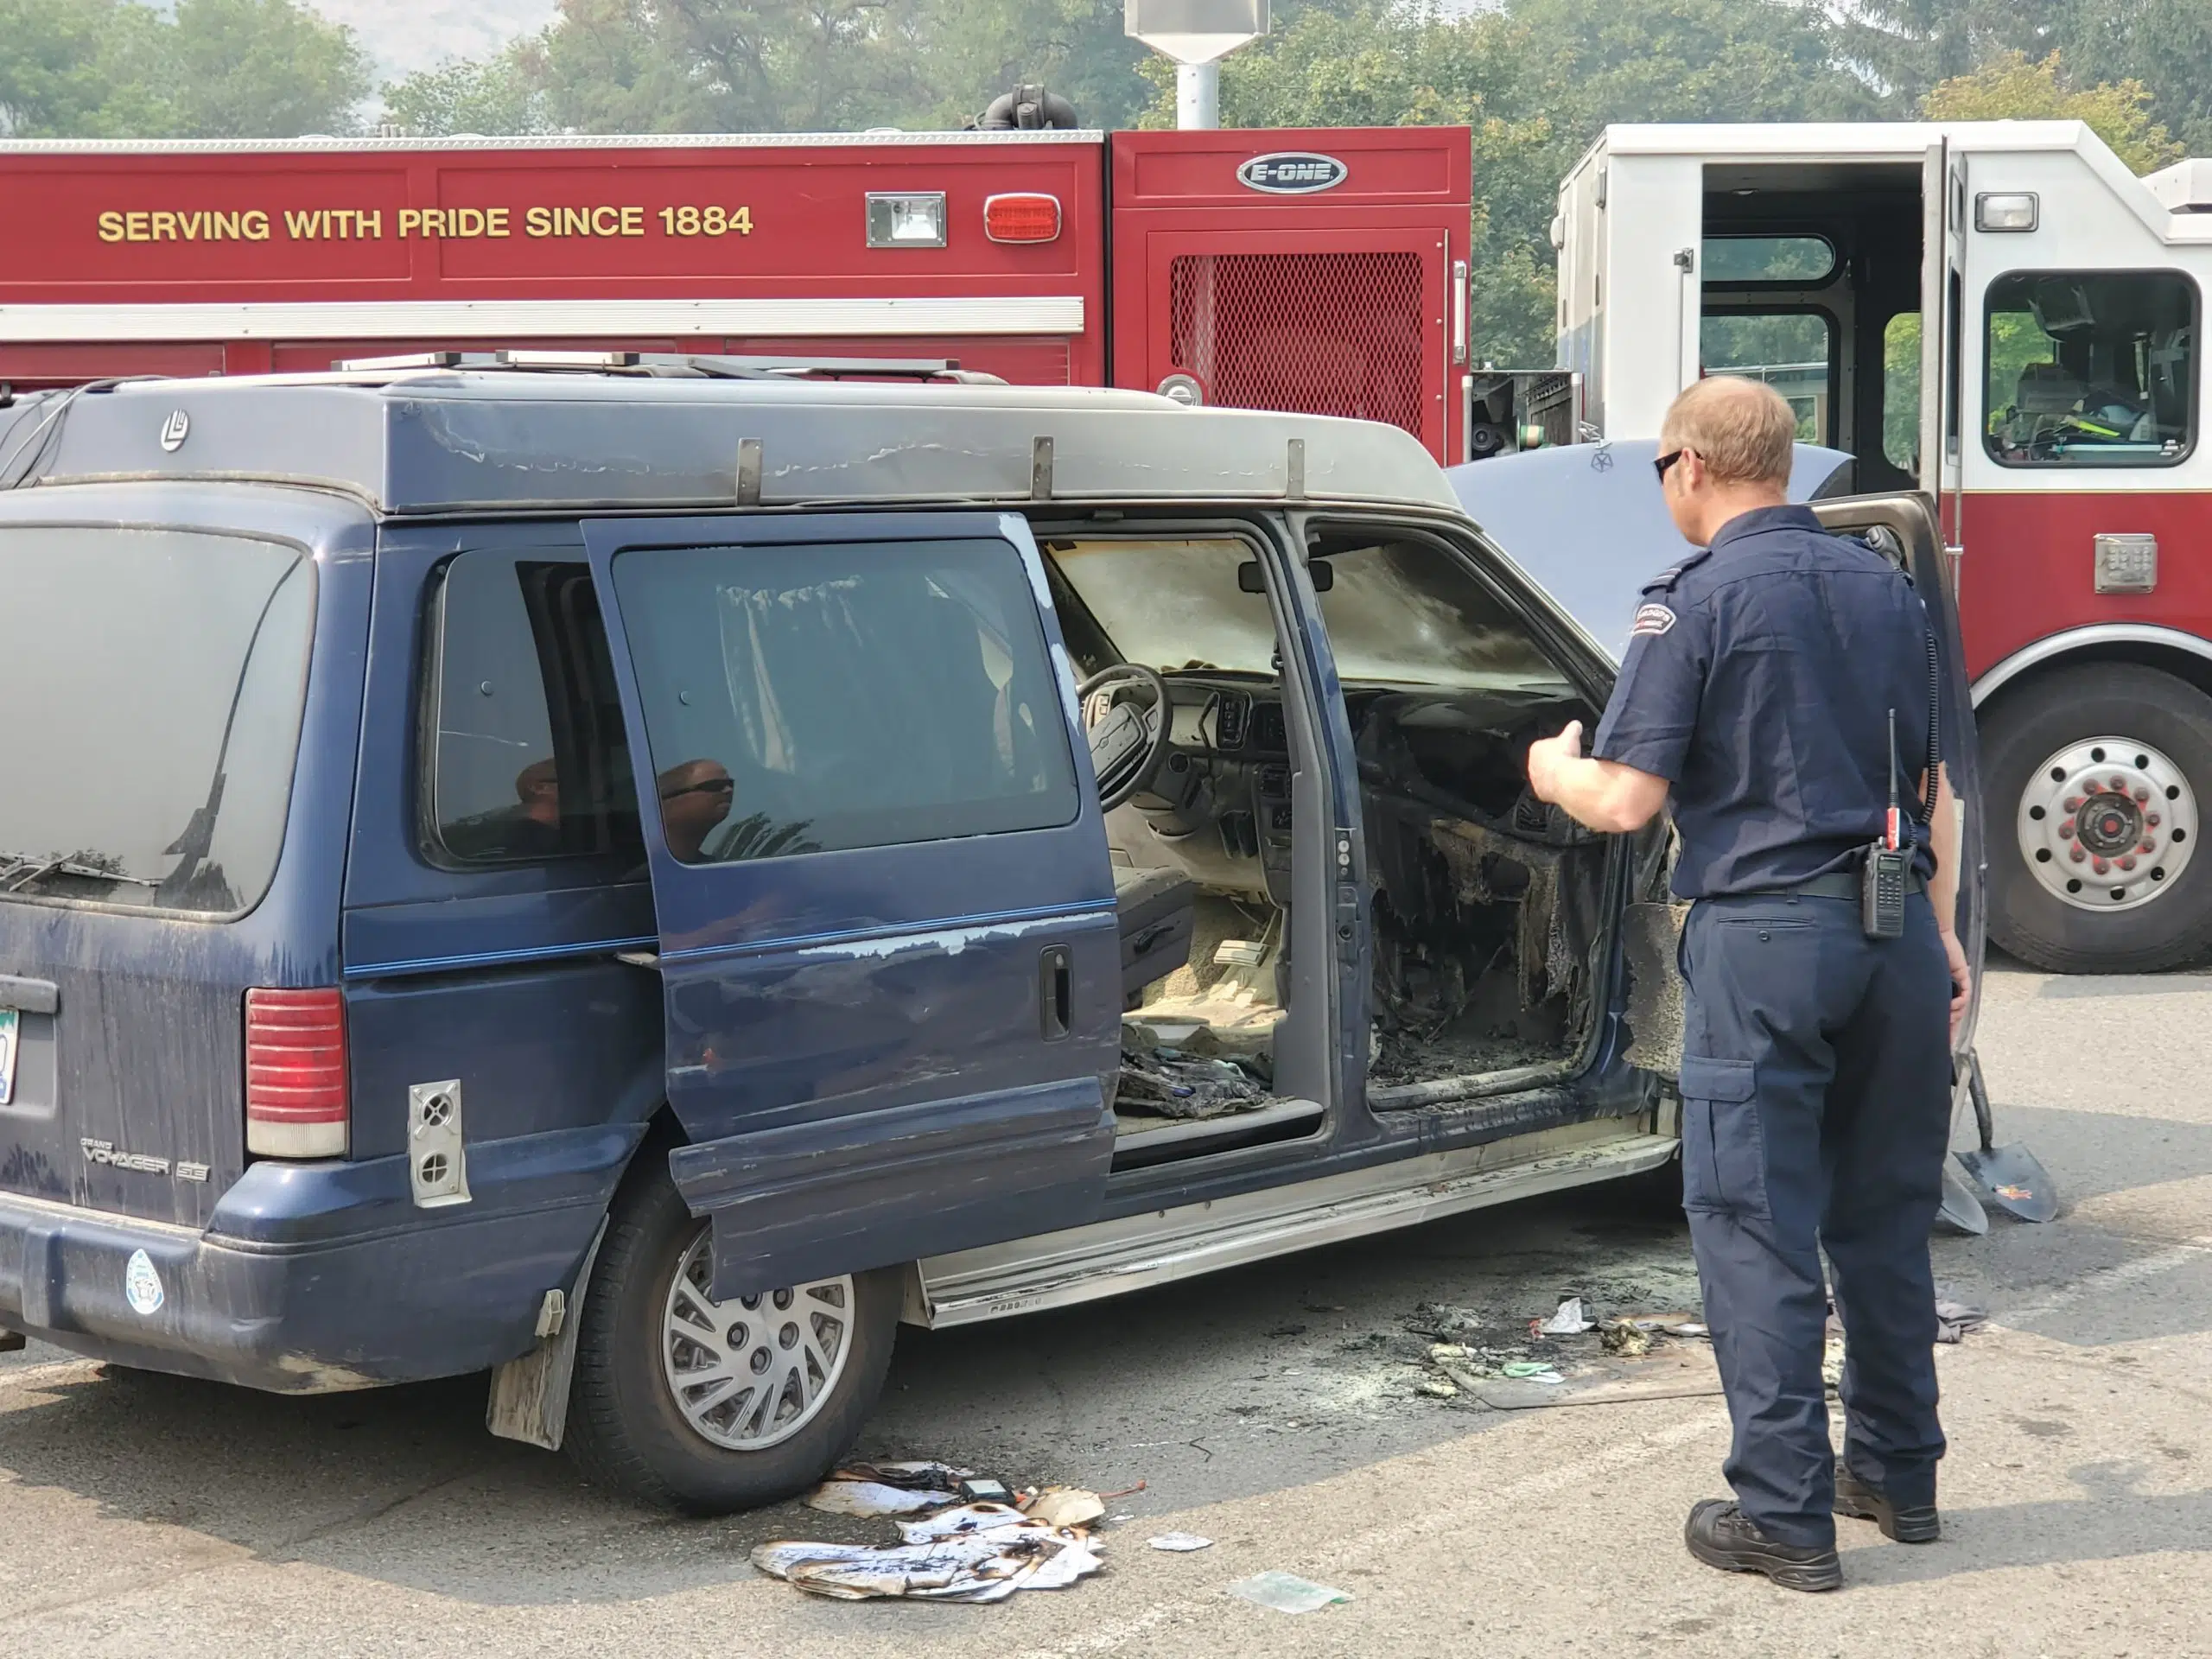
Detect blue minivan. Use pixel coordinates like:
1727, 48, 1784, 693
0, 361, 1980, 1510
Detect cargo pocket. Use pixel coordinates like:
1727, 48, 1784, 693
1677, 1054, 1768, 1219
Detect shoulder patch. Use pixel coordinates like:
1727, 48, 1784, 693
1630, 602, 1678, 639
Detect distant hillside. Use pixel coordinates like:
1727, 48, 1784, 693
310, 0, 557, 85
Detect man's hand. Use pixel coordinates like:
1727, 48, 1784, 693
1524, 721, 1671, 836
1527, 720, 1586, 805
1942, 928, 1972, 1046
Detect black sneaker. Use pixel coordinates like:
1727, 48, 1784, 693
1684, 1499, 1843, 1592
1834, 1463, 1941, 1543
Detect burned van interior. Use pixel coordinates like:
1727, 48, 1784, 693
1039, 524, 1610, 1158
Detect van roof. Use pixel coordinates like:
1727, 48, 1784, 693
7, 371, 1460, 518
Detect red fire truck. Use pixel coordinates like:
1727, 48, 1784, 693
0, 126, 1484, 462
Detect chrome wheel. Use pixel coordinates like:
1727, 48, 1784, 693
659, 1230, 854, 1452
2016, 734, 2198, 912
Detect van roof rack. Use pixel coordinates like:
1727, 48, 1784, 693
330, 349, 1007, 385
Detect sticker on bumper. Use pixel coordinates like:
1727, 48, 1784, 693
124, 1249, 165, 1317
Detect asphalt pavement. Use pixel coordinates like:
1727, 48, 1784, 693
3, 955, 2208, 1657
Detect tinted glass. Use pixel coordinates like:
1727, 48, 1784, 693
1703, 236, 1837, 284
0, 526, 313, 915
1702, 313, 1833, 443
1985, 270, 2196, 467
613, 538, 1078, 862
429, 552, 640, 864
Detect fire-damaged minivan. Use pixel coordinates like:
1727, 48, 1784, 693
0, 360, 1980, 1512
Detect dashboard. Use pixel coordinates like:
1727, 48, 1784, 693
1122, 677, 1296, 901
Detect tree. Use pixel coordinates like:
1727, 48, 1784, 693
0, 0, 368, 137
1827, 1, 2056, 106
1923, 51, 2183, 175
162, 0, 372, 138
2051, 0, 2212, 159
381, 52, 550, 137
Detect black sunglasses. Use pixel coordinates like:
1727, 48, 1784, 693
661, 777, 734, 800
1654, 449, 1688, 483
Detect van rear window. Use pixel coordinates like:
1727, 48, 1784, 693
0, 527, 314, 916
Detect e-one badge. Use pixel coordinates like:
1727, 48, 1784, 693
1630, 603, 1677, 638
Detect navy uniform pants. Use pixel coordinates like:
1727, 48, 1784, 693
1677, 890, 1954, 1549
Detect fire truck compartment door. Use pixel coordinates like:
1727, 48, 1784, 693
1129, 226, 1452, 460
581, 510, 1119, 1300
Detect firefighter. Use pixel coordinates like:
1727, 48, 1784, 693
1523, 376, 1972, 1592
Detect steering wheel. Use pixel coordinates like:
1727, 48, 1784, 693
1078, 664, 1176, 812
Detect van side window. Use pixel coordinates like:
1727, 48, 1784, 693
428, 553, 640, 864
1985, 270, 2197, 467
611, 537, 1079, 863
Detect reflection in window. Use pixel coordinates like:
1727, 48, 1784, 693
1702, 236, 1837, 285
1702, 313, 1833, 442
613, 539, 1078, 864
430, 555, 639, 865
1985, 271, 2196, 467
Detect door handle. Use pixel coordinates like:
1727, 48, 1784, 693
1039, 945, 1071, 1042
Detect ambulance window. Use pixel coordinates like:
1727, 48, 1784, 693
1701, 313, 1833, 443
1883, 313, 1923, 474
428, 553, 641, 865
1702, 236, 1837, 285
1984, 270, 2196, 467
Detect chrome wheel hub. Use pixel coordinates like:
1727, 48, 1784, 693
2017, 735, 2197, 912
660, 1231, 853, 1451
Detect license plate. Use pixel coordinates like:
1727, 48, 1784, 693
0, 1008, 16, 1107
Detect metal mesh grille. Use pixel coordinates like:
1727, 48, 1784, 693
1169, 251, 1427, 437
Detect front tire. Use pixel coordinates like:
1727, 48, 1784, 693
563, 1159, 901, 1513
1984, 663, 2212, 974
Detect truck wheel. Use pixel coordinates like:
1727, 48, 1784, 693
1985, 663, 2212, 974
564, 1161, 900, 1513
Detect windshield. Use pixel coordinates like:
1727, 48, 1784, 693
0, 526, 314, 915
1046, 533, 1567, 691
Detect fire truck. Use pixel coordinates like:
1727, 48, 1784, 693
0, 125, 1485, 464
1555, 120, 2212, 975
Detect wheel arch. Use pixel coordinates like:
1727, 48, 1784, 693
1974, 626, 2212, 715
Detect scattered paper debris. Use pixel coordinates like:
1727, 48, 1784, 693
1148, 1532, 1214, 1553
1026, 1487, 1107, 1529
1228, 1571, 1354, 1614
1416, 1376, 1459, 1399
808, 1479, 961, 1517
1408, 1301, 1487, 1342
1540, 1296, 1596, 1335
755, 1502, 1102, 1603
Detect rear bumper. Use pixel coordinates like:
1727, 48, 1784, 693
0, 1124, 639, 1392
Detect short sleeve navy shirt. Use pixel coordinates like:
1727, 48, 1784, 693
1592, 505, 1952, 899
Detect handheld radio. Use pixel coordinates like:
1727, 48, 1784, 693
1861, 707, 1911, 939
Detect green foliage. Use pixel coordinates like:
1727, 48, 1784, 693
385, 0, 1155, 137
2054, 0, 2212, 159
1923, 51, 2183, 175
377, 51, 550, 138
0, 0, 368, 137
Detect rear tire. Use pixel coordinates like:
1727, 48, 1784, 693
563, 1157, 901, 1513
1984, 663, 2212, 974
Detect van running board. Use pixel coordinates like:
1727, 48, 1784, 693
912, 1125, 1677, 1328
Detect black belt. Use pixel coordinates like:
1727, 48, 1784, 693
1738, 868, 1925, 902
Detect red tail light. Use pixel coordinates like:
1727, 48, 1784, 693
984, 192, 1061, 244
245, 987, 349, 1159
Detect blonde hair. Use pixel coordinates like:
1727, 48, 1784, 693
1660, 377, 1797, 486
